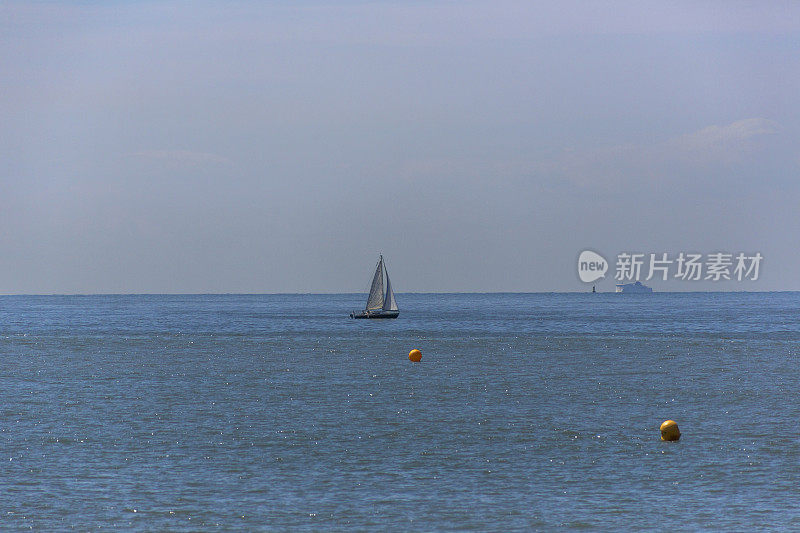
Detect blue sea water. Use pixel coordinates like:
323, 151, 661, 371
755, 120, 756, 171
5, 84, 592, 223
1, 292, 799, 530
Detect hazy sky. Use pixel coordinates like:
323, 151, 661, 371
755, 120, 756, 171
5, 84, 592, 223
2, 1, 799, 293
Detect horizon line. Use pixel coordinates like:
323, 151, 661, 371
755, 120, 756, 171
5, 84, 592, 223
0, 290, 796, 297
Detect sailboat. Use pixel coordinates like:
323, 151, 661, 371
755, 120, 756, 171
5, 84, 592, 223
350, 255, 399, 319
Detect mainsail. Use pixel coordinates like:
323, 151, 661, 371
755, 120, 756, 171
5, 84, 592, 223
365, 256, 385, 310
382, 263, 398, 311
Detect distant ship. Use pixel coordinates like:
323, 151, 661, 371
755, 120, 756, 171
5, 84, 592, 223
615, 281, 653, 293
350, 255, 399, 319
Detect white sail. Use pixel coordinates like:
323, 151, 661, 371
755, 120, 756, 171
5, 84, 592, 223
365, 256, 384, 310
382, 263, 398, 311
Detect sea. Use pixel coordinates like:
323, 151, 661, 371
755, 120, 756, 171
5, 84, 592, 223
1, 292, 799, 530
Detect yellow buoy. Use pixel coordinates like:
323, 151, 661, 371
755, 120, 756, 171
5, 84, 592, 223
660, 420, 681, 441
408, 349, 422, 362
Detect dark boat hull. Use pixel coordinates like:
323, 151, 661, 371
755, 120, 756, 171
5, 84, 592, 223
350, 310, 399, 319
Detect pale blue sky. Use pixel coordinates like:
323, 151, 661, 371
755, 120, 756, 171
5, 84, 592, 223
2, 1, 799, 293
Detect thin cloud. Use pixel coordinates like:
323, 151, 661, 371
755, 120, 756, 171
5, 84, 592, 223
668, 118, 778, 151
128, 150, 231, 166
540, 118, 782, 191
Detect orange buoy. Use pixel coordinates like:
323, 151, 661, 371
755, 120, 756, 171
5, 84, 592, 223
408, 349, 422, 362
660, 420, 681, 441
